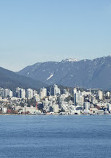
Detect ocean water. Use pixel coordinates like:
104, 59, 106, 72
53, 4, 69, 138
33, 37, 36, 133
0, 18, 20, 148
0, 115, 111, 158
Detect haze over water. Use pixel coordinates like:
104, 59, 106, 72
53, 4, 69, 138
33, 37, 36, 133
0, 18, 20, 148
0, 115, 111, 158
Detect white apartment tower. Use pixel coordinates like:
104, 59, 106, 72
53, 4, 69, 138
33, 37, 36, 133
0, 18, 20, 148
98, 90, 103, 100
26, 88, 34, 99
40, 88, 47, 99
16, 87, 25, 98
4, 89, 13, 98
53, 84, 60, 96
20, 89, 26, 99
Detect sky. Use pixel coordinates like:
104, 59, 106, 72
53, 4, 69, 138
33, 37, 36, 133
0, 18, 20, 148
0, 0, 111, 71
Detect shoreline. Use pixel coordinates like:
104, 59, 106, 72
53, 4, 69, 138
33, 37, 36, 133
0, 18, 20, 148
0, 113, 111, 116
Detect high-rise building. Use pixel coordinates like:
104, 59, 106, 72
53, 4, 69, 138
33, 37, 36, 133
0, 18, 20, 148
20, 89, 26, 99
73, 88, 77, 105
16, 87, 25, 98
74, 89, 84, 106
16, 87, 21, 98
51, 84, 60, 96
26, 88, 34, 99
0, 88, 4, 97
106, 92, 110, 98
98, 90, 103, 100
76, 92, 84, 106
4, 89, 13, 98
33, 90, 38, 96
40, 88, 47, 99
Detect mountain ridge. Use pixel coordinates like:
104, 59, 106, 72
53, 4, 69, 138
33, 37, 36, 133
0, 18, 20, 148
18, 55, 111, 90
0, 67, 46, 90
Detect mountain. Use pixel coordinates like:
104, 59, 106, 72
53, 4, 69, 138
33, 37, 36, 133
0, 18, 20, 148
18, 56, 111, 90
0, 67, 46, 90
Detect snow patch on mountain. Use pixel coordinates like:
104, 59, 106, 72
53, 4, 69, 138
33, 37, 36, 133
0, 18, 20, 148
61, 58, 78, 62
47, 74, 53, 80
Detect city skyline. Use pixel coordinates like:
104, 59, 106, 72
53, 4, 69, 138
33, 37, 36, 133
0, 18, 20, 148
0, 84, 111, 115
0, 0, 111, 71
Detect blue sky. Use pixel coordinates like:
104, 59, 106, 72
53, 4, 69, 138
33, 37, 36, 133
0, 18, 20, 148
0, 0, 111, 71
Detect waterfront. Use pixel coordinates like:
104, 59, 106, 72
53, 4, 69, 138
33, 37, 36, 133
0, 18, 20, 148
0, 115, 111, 158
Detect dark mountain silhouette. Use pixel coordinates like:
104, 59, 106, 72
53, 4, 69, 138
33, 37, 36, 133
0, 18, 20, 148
0, 67, 46, 90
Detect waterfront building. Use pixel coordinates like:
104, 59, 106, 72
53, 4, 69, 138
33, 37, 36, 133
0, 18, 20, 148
2, 107, 8, 114
84, 102, 90, 113
53, 104, 59, 113
107, 104, 111, 112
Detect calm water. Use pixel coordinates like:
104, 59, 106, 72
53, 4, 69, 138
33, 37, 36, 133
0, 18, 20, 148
0, 115, 111, 158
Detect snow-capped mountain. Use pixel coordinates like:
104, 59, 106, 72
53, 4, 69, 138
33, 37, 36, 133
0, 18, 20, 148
18, 56, 111, 90
61, 58, 78, 62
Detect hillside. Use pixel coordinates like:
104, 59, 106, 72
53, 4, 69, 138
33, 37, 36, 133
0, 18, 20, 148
0, 67, 45, 90
18, 56, 111, 90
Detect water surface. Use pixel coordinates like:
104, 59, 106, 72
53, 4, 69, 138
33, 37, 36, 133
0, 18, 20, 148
0, 115, 111, 158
